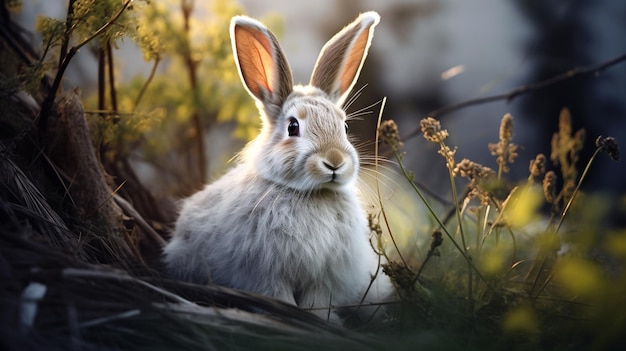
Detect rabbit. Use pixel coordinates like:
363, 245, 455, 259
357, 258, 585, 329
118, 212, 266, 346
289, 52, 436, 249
163, 11, 393, 323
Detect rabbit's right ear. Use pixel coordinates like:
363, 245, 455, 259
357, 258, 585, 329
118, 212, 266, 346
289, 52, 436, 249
231, 16, 294, 120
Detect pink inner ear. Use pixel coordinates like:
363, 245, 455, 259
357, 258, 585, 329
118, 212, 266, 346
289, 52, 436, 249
340, 29, 370, 94
235, 26, 276, 97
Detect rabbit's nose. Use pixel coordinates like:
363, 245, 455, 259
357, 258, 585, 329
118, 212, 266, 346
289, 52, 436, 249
323, 161, 342, 171
323, 149, 345, 171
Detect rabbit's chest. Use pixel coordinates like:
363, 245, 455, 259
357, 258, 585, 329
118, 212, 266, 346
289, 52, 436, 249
254, 191, 366, 273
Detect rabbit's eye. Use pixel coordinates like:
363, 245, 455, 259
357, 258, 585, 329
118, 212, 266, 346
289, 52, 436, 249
344, 122, 349, 134
288, 117, 300, 137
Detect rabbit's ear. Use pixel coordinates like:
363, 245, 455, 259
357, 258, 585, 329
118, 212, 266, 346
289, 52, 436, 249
310, 12, 380, 106
231, 16, 293, 118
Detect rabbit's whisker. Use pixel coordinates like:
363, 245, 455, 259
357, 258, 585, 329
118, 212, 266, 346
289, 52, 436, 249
343, 83, 368, 111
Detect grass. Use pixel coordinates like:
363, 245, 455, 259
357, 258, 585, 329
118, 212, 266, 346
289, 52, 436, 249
2, 86, 624, 350
3, 105, 625, 350
376, 108, 625, 350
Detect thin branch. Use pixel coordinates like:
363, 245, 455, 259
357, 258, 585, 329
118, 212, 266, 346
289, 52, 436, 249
73, 0, 132, 53
84, 180, 126, 220
106, 41, 118, 112
181, 0, 207, 187
58, 0, 76, 76
78, 309, 141, 329
97, 47, 106, 113
133, 57, 160, 112
403, 53, 626, 141
114, 194, 167, 248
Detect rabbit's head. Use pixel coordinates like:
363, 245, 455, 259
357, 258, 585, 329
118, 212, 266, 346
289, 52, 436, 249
231, 12, 379, 192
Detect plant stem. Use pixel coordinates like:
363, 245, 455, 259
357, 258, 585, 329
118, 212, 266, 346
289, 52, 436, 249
444, 157, 468, 252
374, 98, 410, 269
475, 205, 484, 254
393, 150, 493, 292
555, 147, 602, 234
133, 57, 160, 112
441, 141, 472, 309
530, 146, 602, 298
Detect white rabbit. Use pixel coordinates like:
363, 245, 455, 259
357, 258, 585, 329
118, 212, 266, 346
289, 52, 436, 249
163, 11, 393, 323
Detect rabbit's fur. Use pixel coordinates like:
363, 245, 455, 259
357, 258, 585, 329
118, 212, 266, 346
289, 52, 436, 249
163, 11, 393, 323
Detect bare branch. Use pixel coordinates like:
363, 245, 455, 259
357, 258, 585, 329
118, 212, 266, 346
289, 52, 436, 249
133, 57, 161, 112
180, 0, 207, 187
402, 53, 626, 141
114, 194, 167, 248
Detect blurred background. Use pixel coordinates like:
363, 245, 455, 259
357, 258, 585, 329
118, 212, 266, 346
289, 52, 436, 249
3, 2, 626, 347
13, 0, 626, 198
236, 0, 626, 197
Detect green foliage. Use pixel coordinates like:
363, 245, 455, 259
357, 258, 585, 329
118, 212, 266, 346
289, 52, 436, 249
35, 0, 139, 64
81, 0, 273, 169
32, 0, 264, 167
24, 0, 282, 187
35, 16, 65, 51
71, 0, 134, 46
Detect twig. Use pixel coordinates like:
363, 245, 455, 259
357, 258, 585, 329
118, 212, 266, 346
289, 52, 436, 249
78, 309, 141, 329
402, 53, 626, 141
133, 57, 161, 112
305, 300, 400, 311
114, 194, 167, 248
85, 180, 126, 220
106, 41, 118, 112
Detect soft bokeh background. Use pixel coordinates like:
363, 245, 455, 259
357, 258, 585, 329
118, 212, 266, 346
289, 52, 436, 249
234, 0, 626, 197
15, 0, 626, 195
5, 3, 626, 346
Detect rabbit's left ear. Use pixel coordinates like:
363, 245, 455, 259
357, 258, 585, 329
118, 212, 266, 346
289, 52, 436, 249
310, 11, 380, 106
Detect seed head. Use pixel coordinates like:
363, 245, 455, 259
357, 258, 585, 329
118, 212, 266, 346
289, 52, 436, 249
499, 113, 514, 144
595, 135, 620, 161
543, 171, 557, 204
454, 158, 496, 204
529, 154, 547, 180
454, 158, 495, 182
489, 113, 519, 174
420, 117, 448, 143
379, 119, 404, 151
